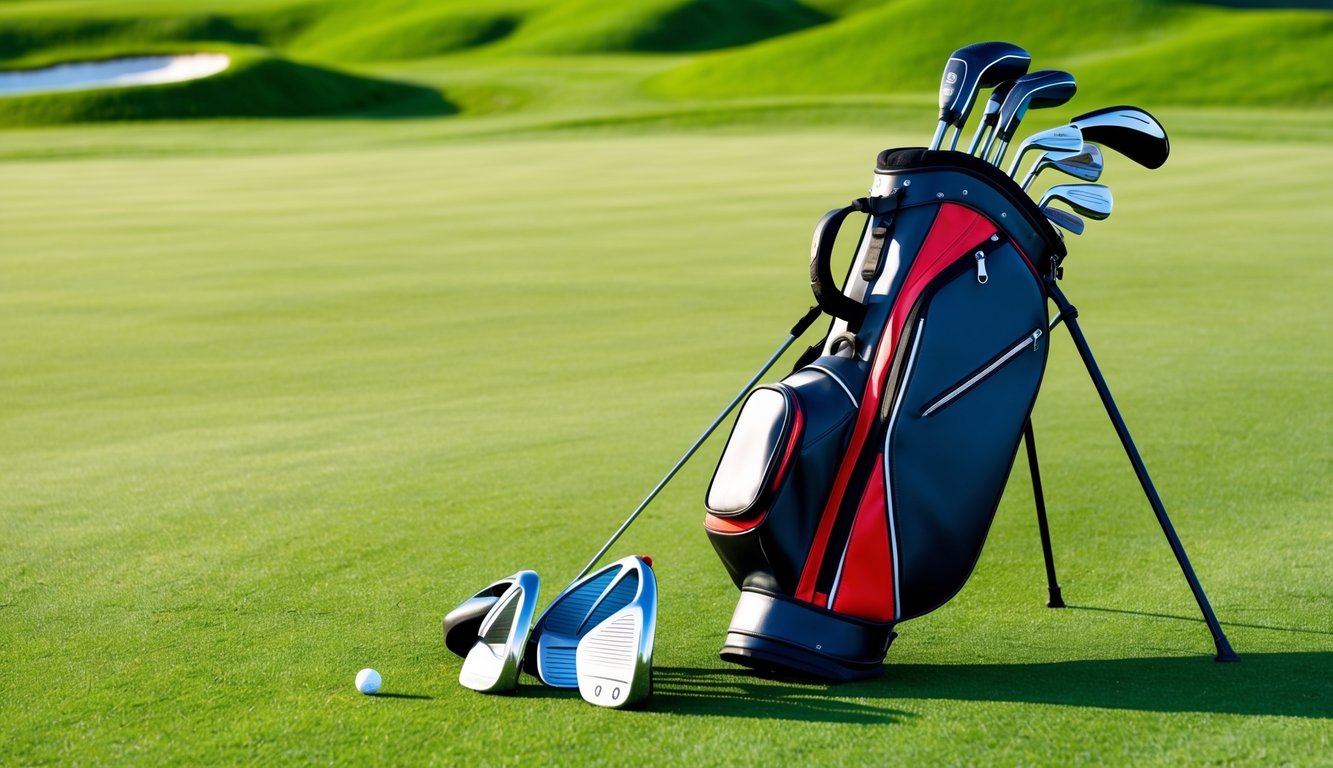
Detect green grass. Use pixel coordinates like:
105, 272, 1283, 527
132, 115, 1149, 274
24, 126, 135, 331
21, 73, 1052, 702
3, 0, 1333, 126
1, 0, 1330, 763
1, 121, 1330, 764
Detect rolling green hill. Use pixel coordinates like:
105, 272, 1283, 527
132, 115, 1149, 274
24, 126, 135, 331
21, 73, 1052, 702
649, 0, 1333, 106
1, 0, 1331, 124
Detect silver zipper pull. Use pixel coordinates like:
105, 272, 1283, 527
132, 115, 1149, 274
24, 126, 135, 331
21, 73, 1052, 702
1032, 328, 1043, 351
975, 250, 988, 284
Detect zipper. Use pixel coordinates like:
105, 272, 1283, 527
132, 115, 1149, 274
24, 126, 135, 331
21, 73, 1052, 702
920, 328, 1043, 417
975, 233, 1000, 283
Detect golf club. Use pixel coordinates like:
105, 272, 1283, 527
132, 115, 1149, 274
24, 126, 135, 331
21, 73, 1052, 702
455, 570, 541, 694
527, 556, 656, 696
1038, 183, 1113, 221
1043, 206, 1086, 235
1004, 124, 1084, 177
575, 559, 658, 709
965, 79, 1015, 155
1021, 143, 1104, 191
571, 306, 821, 583
1069, 105, 1169, 169
983, 69, 1078, 166
928, 41, 1031, 151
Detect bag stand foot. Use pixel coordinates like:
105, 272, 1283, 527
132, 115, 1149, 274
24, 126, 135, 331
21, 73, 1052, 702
1048, 282, 1239, 663
1024, 419, 1065, 608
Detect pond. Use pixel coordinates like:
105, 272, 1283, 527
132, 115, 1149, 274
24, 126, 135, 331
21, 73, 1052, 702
0, 53, 230, 96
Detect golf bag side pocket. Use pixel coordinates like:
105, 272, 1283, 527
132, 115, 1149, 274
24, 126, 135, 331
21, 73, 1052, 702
705, 356, 863, 592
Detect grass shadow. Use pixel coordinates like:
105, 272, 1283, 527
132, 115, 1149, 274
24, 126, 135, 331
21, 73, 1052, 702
652, 667, 912, 724
656, 652, 1331, 722
373, 692, 435, 700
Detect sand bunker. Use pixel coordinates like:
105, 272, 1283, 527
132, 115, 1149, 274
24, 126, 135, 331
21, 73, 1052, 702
0, 53, 230, 97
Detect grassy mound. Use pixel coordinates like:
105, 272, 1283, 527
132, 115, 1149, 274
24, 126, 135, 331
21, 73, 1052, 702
649, 0, 1333, 106
0, 48, 453, 126
492, 0, 831, 54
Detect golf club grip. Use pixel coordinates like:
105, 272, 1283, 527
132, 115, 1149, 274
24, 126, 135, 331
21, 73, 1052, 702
809, 203, 868, 331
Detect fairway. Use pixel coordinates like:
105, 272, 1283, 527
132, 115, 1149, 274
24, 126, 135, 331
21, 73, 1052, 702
3, 0, 1332, 763
2, 119, 1330, 764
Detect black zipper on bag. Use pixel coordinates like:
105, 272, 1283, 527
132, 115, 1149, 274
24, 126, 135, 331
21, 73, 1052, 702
919, 327, 1044, 418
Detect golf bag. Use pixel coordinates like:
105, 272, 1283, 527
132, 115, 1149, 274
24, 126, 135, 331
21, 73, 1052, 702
705, 148, 1060, 680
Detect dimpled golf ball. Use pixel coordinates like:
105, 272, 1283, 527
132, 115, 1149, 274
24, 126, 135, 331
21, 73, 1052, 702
356, 668, 381, 695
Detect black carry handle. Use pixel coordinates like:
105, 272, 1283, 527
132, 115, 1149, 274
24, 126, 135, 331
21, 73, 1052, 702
809, 200, 869, 331
809, 192, 899, 333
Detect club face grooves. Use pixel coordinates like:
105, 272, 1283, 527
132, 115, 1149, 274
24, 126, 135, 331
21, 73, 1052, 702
528, 556, 657, 700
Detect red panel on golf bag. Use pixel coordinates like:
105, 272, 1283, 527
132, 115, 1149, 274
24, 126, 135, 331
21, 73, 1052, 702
795, 203, 997, 610
829, 459, 893, 622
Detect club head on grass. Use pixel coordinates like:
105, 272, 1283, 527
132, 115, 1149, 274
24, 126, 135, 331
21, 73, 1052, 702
453, 570, 541, 693
1005, 124, 1084, 177
1038, 184, 1113, 221
575, 560, 657, 709
527, 555, 656, 696
1069, 105, 1170, 169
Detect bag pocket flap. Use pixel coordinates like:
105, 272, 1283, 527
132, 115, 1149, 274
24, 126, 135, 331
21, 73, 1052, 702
706, 388, 798, 517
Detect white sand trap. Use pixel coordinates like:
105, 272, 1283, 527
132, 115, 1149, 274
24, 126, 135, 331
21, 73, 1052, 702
0, 53, 230, 97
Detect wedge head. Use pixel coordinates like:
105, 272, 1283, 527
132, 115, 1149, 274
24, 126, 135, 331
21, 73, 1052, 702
526, 555, 657, 705
453, 570, 541, 693
575, 561, 657, 709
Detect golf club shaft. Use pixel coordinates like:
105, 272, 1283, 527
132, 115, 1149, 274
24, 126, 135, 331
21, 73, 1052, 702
574, 307, 822, 581
966, 123, 991, 155
928, 121, 949, 151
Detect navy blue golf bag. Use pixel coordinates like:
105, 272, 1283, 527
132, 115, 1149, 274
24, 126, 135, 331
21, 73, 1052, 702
704, 145, 1238, 682
704, 148, 1063, 680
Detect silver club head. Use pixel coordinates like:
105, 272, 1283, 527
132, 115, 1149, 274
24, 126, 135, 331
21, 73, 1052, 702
1043, 205, 1086, 235
456, 570, 541, 693
1021, 143, 1103, 191
528, 556, 656, 696
1005, 124, 1084, 177
575, 557, 657, 709
1038, 184, 1113, 221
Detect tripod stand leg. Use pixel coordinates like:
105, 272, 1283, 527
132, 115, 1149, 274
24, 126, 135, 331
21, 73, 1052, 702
1047, 283, 1239, 662
1024, 419, 1065, 608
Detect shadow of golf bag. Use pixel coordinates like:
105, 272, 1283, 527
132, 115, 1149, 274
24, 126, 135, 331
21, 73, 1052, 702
703, 148, 1063, 681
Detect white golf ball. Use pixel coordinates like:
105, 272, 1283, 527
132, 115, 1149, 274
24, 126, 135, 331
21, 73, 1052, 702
356, 668, 381, 695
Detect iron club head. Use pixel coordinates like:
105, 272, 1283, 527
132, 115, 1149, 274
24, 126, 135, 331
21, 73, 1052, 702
526, 555, 657, 700
1021, 143, 1104, 191
575, 558, 657, 709
1043, 205, 1086, 235
1005, 124, 1084, 177
1038, 183, 1113, 221
452, 570, 541, 694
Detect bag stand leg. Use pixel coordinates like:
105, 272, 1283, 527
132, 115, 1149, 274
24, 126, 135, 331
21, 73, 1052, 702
1023, 419, 1065, 608
1047, 282, 1239, 663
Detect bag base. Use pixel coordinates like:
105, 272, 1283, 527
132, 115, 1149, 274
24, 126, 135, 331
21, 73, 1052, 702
719, 585, 896, 682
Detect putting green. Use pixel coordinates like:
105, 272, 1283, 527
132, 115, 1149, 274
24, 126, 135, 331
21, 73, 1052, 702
2, 120, 1329, 764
